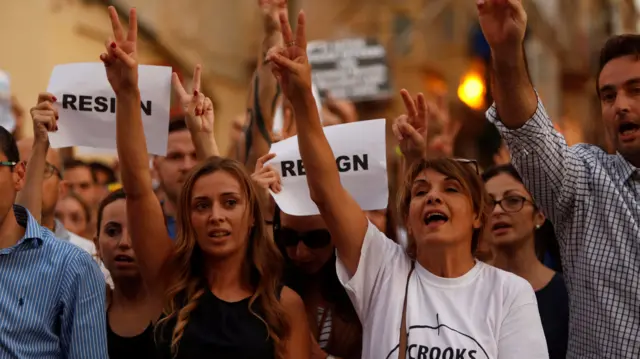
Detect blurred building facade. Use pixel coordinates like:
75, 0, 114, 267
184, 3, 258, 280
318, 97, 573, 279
0, 0, 637, 161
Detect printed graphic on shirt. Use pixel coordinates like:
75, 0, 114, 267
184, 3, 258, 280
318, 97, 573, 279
385, 314, 488, 359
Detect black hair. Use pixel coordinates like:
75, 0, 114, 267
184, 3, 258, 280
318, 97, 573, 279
64, 159, 98, 183
89, 161, 117, 184
273, 207, 360, 324
0, 126, 20, 163
169, 117, 188, 134
596, 34, 640, 95
96, 188, 127, 234
481, 164, 562, 272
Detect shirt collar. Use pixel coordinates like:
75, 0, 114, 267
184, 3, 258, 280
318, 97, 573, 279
615, 152, 638, 185
11, 205, 44, 248
54, 219, 70, 240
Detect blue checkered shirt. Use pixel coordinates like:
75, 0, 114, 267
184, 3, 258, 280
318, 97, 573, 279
0, 205, 107, 358
487, 98, 640, 358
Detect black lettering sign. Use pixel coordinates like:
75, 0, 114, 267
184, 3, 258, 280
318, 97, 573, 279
307, 38, 391, 102
430, 347, 441, 359
60, 94, 152, 115
418, 345, 429, 359
441, 347, 454, 359
280, 154, 369, 177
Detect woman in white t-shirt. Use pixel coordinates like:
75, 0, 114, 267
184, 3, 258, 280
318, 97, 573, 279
265, 11, 548, 358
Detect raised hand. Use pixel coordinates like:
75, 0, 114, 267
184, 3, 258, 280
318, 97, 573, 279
29, 93, 59, 144
265, 11, 311, 102
392, 89, 429, 162
427, 94, 461, 157
477, 0, 527, 56
100, 6, 138, 95
252, 153, 282, 194
259, 0, 288, 33
172, 65, 214, 134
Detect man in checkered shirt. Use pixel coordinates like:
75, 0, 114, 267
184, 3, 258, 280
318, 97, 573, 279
478, 1, 640, 358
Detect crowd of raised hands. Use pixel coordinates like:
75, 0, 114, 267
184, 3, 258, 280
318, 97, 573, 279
9, 0, 640, 358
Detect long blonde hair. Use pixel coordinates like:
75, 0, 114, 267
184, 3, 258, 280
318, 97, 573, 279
155, 156, 290, 358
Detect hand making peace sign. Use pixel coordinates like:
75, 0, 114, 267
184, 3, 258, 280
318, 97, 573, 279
392, 89, 430, 162
265, 10, 311, 101
172, 65, 215, 134
100, 6, 138, 95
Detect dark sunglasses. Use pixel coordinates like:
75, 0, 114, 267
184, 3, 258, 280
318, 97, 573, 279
278, 228, 332, 249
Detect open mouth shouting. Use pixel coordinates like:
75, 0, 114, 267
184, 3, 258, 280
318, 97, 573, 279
113, 254, 135, 268
618, 120, 640, 142
423, 209, 449, 229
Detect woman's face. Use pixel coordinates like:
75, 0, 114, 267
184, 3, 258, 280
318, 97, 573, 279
407, 168, 481, 249
485, 173, 544, 247
281, 213, 333, 274
96, 199, 139, 279
189, 171, 253, 259
55, 196, 88, 237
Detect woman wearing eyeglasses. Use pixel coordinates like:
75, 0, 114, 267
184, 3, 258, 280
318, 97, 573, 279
482, 164, 568, 359
266, 9, 548, 359
252, 154, 363, 359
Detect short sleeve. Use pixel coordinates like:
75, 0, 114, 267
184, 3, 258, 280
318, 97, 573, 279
336, 220, 410, 320
498, 279, 549, 359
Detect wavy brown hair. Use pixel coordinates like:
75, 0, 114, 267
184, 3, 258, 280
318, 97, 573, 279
155, 156, 290, 358
398, 157, 492, 258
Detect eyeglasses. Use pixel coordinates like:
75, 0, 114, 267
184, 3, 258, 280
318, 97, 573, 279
454, 158, 479, 174
278, 228, 332, 249
0, 161, 17, 168
23, 161, 61, 179
490, 195, 533, 213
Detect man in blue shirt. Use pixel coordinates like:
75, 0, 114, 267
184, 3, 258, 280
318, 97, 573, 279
0, 124, 107, 358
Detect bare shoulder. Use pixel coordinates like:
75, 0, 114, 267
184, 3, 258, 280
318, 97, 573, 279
279, 286, 305, 311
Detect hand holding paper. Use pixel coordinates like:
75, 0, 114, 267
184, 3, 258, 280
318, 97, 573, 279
266, 11, 312, 102
172, 65, 214, 135
100, 6, 139, 95
392, 89, 429, 163
29, 92, 59, 144
252, 153, 282, 194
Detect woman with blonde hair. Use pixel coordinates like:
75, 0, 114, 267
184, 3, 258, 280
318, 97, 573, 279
266, 8, 548, 359
99, 6, 309, 358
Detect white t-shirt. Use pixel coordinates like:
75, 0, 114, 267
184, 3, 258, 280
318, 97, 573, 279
336, 221, 549, 359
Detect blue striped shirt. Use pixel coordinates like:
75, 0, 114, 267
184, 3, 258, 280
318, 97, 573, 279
0, 205, 108, 358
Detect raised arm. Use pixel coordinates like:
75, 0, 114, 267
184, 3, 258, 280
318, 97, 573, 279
172, 65, 219, 160
15, 93, 59, 222
242, 0, 286, 171
267, 11, 368, 276
100, 6, 172, 287
478, 0, 581, 223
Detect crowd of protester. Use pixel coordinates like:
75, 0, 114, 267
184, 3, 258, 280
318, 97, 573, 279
0, 0, 639, 358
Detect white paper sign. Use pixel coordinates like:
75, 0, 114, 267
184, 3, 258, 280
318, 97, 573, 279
46, 63, 172, 155
0, 70, 15, 132
267, 119, 388, 216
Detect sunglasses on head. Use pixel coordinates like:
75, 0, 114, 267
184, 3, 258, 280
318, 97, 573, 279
278, 228, 332, 249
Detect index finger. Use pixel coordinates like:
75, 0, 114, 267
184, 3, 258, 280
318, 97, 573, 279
257, 153, 277, 169
400, 89, 418, 118
191, 64, 202, 93
127, 7, 138, 42
37, 92, 56, 104
279, 11, 294, 44
295, 10, 307, 49
171, 72, 189, 99
108, 6, 125, 42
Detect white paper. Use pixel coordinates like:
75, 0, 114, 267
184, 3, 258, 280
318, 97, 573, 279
272, 82, 323, 133
0, 70, 15, 132
267, 119, 388, 216
46, 63, 172, 155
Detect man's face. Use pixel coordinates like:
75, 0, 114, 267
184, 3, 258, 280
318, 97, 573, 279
65, 166, 96, 207
0, 152, 25, 222
599, 55, 640, 163
154, 130, 196, 204
17, 140, 63, 218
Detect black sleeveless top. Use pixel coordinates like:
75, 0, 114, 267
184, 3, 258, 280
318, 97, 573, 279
156, 290, 275, 359
106, 314, 156, 359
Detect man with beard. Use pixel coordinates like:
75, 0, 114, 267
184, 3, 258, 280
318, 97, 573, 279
153, 119, 197, 239
479, 0, 640, 357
